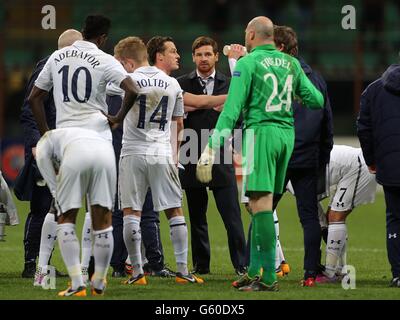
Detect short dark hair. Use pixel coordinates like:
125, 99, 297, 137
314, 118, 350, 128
82, 15, 111, 40
146, 36, 174, 65
191, 36, 218, 54
273, 25, 298, 56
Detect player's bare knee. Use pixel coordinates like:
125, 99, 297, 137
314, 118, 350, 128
165, 207, 183, 219
123, 207, 141, 218
58, 208, 79, 224
91, 205, 112, 231
328, 210, 350, 223
249, 192, 273, 213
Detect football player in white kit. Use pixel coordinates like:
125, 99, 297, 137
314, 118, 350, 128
315, 145, 377, 283
35, 128, 116, 295
0, 170, 19, 240
31, 29, 85, 289
28, 15, 138, 296
111, 36, 204, 285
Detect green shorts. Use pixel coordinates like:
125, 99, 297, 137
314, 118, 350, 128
242, 125, 294, 196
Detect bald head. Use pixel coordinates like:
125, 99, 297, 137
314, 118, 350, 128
58, 29, 82, 49
245, 16, 274, 51
248, 16, 274, 40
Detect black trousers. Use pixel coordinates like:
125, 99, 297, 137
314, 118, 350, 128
111, 189, 164, 272
185, 185, 247, 271
23, 183, 53, 264
273, 167, 321, 277
383, 185, 400, 278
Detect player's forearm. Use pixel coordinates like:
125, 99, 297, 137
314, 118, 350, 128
114, 77, 138, 123
176, 118, 184, 152
208, 110, 238, 149
171, 117, 184, 164
116, 89, 137, 121
299, 79, 324, 109
28, 86, 50, 136
183, 92, 226, 108
184, 105, 198, 113
306, 88, 324, 109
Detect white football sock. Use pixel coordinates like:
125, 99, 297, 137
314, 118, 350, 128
38, 212, 58, 270
57, 223, 84, 289
123, 215, 143, 277
81, 211, 92, 276
169, 216, 188, 275
273, 210, 285, 270
325, 223, 347, 277
92, 226, 114, 291
337, 236, 348, 275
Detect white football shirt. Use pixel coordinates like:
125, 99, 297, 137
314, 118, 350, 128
119, 66, 184, 157
35, 40, 128, 140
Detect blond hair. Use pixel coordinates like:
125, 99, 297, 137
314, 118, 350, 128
114, 36, 148, 63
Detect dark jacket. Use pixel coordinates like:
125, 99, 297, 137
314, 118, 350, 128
288, 57, 334, 169
14, 56, 56, 200
20, 56, 56, 158
106, 94, 123, 162
357, 64, 400, 186
177, 70, 236, 188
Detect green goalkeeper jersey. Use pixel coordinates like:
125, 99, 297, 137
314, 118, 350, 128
209, 44, 324, 149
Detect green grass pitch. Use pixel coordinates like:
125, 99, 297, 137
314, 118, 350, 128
1, 191, 400, 300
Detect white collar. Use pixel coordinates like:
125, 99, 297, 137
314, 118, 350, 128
72, 40, 98, 50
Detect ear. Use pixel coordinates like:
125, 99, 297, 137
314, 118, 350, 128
250, 30, 256, 41
277, 43, 285, 52
215, 52, 219, 62
156, 52, 163, 62
192, 53, 196, 63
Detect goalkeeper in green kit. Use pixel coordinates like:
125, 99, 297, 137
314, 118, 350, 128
196, 16, 324, 292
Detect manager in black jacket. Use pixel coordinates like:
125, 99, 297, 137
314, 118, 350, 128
357, 63, 400, 287
272, 26, 334, 285
177, 36, 246, 275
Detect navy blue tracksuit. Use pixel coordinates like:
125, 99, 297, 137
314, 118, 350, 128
106, 94, 165, 273
272, 58, 333, 278
16, 56, 56, 269
357, 64, 400, 278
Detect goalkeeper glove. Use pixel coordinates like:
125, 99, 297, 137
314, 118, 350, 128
196, 145, 216, 183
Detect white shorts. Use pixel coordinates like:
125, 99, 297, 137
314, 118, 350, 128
56, 140, 116, 214
329, 158, 377, 212
119, 154, 182, 211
